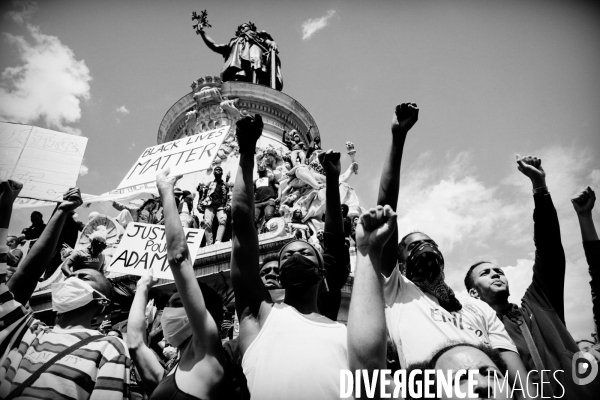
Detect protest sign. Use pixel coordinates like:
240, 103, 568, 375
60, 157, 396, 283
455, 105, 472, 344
0, 122, 88, 201
107, 222, 204, 280
117, 125, 230, 189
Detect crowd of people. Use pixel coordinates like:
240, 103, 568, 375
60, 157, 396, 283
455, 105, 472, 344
0, 104, 599, 399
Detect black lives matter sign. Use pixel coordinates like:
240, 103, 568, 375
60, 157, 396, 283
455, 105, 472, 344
117, 126, 229, 189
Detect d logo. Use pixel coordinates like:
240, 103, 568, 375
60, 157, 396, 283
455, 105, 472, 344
572, 351, 598, 386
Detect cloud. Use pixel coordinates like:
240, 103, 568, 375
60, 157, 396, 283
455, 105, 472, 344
5, 0, 38, 25
301, 10, 336, 40
79, 163, 89, 176
0, 2, 91, 135
116, 105, 129, 114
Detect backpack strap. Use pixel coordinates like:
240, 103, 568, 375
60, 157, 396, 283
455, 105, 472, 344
5, 334, 105, 400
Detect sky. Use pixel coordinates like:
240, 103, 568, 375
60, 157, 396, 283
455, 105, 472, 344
1, 0, 599, 339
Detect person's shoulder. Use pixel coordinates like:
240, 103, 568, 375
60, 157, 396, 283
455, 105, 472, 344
459, 296, 495, 318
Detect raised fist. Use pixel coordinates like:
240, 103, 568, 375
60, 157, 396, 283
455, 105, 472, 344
572, 186, 596, 215
355, 205, 397, 250
318, 149, 341, 177
0, 179, 23, 205
57, 188, 83, 213
391, 103, 419, 137
235, 114, 263, 154
156, 168, 182, 193
516, 154, 546, 186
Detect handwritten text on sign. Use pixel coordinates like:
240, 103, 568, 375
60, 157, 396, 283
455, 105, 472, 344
0, 122, 88, 201
107, 223, 204, 280
117, 126, 230, 189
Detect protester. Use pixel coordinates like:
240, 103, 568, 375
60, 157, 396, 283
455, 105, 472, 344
375, 104, 532, 396
230, 114, 350, 399
125, 168, 227, 399
254, 161, 278, 229
5, 234, 23, 281
45, 208, 85, 279
62, 228, 108, 276
18, 210, 46, 249
464, 157, 600, 398
0, 180, 131, 400
571, 186, 599, 338
199, 166, 228, 245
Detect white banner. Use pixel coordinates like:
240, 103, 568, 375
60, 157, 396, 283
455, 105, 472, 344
84, 182, 159, 205
107, 222, 204, 280
0, 122, 88, 202
117, 126, 229, 189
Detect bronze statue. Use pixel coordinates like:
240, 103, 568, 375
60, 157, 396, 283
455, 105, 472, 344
193, 11, 283, 90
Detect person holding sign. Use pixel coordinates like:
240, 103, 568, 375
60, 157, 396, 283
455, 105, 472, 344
142, 168, 226, 400
230, 114, 350, 399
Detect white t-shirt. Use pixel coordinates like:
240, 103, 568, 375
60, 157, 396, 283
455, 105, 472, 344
383, 266, 517, 367
242, 303, 350, 400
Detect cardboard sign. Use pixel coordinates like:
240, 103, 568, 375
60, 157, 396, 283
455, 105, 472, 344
107, 222, 204, 280
0, 122, 88, 201
117, 126, 229, 189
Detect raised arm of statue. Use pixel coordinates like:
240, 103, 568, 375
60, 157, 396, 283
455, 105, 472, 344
197, 28, 228, 56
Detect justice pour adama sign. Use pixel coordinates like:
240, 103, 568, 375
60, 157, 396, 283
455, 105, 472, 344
0, 122, 88, 202
117, 126, 230, 189
107, 222, 204, 280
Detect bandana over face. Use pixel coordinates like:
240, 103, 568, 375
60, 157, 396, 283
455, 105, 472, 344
405, 242, 462, 312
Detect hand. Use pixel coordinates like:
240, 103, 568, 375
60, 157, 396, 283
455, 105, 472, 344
137, 269, 159, 290
235, 114, 263, 153
572, 186, 596, 215
516, 154, 546, 188
356, 205, 397, 250
318, 149, 341, 177
0, 179, 23, 205
156, 168, 182, 193
268, 41, 278, 52
391, 103, 419, 138
57, 188, 83, 212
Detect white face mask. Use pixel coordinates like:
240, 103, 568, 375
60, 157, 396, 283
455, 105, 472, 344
52, 277, 110, 314
163, 345, 178, 360
161, 307, 192, 348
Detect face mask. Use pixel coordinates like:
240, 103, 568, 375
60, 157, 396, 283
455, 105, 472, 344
52, 278, 110, 314
163, 345, 178, 360
405, 242, 445, 283
279, 253, 322, 289
161, 307, 192, 348
405, 243, 461, 312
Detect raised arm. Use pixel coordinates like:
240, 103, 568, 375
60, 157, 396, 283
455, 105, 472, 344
197, 28, 228, 57
348, 205, 397, 373
8, 187, 82, 304
156, 169, 223, 355
516, 155, 566, 320
1, 180, 24, 270
126, 272, 165, 394
377, 103, 419, 277
572, 186, 599, 336
230, 115, 272, 334
317, 150, 351, 319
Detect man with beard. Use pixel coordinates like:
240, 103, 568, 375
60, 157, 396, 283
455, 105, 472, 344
230, 114, 349, 399
376, 103, 532, 395
464, 156, 600, 399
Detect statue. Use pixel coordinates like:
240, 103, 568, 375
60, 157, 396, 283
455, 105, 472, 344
345, 141, 358, 175
282, 130, 307, 167
193, 11, 283, 90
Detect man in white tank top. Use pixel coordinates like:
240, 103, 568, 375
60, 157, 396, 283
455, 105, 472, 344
230, 114, 350, 400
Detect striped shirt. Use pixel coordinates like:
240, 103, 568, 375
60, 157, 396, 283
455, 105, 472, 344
0, 228, 132, 400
